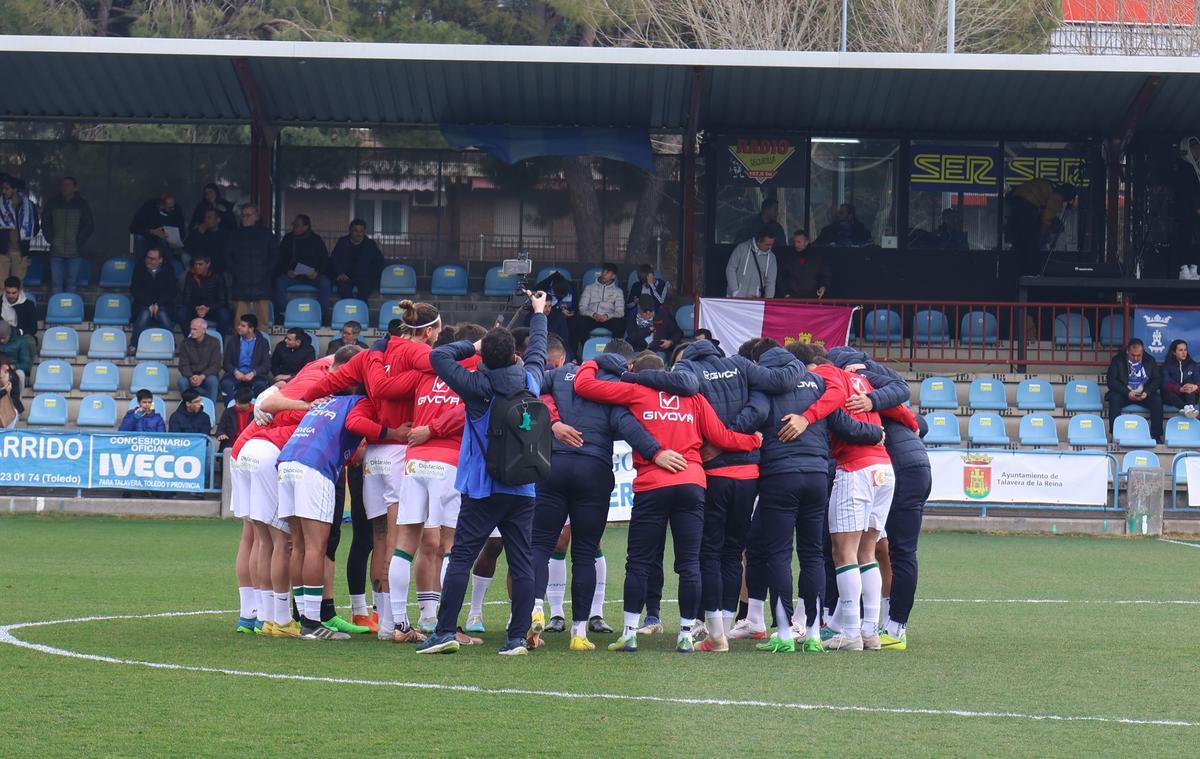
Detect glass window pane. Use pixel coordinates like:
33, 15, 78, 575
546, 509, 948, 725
908, 140, 1001, 251
380, 198, 406, 236
1003, 141, 1095, 261
809, 138, 898, 248
353, 199, 376, 235
711, 136, 807, 246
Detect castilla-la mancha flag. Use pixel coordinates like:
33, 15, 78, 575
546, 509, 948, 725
696, 298, 856, 354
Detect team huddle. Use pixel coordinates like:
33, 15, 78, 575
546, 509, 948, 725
227, 288, 930, 655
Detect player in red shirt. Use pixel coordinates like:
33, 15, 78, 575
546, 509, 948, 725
573, 353, 761, 653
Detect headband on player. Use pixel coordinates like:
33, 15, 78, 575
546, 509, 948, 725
404, 315, 441, 330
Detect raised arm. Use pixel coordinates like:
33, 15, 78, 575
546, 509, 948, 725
621, 368, 700, 397
302, 349, 367, 402
430, 342, 490, 403
362, 352, 431, 401
695, 394, 760, 452
828, 409, 884, 445
522, 312, 548, 378
801, 369, 848, 424
572, 360, 627, 405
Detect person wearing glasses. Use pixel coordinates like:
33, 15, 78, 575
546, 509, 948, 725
130, 247, 177, 346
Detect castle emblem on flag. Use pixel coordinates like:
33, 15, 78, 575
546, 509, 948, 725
962, 453, 993, 499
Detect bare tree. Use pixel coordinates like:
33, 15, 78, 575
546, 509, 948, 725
600, 0, 839, 50
1052, 0, 1200, 55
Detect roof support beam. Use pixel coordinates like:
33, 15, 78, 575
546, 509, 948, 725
680, 66, 704, 296
1105, 75, 1164, 265
232, 58, 278, 226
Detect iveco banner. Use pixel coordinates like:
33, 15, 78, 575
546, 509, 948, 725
0, 430, 210, 491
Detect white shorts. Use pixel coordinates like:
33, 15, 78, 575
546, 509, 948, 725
277, 461, 337, 524
397, 460, 460, 528
829, 464, 896, 534
230, 456, 251, 520
362, 444, 407, 520
237, 439, 287, 533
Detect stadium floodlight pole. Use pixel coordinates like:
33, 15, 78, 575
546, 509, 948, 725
947, 0, 956, 53
840, 0, 848, 52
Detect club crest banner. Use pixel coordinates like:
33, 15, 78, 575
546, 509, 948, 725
928, 450, 1108, 505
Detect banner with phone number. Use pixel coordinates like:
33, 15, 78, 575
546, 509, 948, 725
0, 429, 210, 492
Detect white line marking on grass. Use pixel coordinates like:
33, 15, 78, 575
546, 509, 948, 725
1159, 538, 1200, 550
921, 598, 1200, 606
0, 611, 1197, 729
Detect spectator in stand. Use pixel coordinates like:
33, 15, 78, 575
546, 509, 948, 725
226, 204, 276, 329
329, 218, 385, 300
169, 388, 213, 434
130, 247, 177, 346
1106, 337, 1164, 441
324, 320, 368, 356
3, 277, 38, 355
0, 361, 24, 429
779, 229, 831, 299
129, 193, 186, 260
120, 389, 166, 433
270, 327, 316, 383
572, 262, 625, 350
814, 203, 871, 247
735, 197, 787, 249
189, 183, 236, 232
0, 322, 32, 382
41, 176, 94, 294
220, 313, 270, 401
625, 294, 682, 356
178, 317, 222, 402
178, 253, 231, 336
0, 175, 38, 281
528, 272, 575, 358
216, 386, 254, 451
1162, 339, 1199, 418
726, 227, 777, 298
626, 263, 669, 312
274, 214, 331, 326
185, 209, 229, 278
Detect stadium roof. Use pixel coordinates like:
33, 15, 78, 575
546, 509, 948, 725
2, 35, 1199, 135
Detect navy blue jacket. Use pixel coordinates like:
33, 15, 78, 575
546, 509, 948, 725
542, 353, 662, 466
827, 347, 928, 472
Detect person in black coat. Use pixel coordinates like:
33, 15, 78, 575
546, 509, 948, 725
625, 295, 682, 356
329, 219, 385, 299
225, 205, 277, 329
129, 193, 186, 260
274, 214, 331, 326
177, 253, 231, 335
169, 389, 213, 435
220, 313, 271, 401
130, 248, 177, 345
189, 183, 236, 232
185, 208, 229, 276
1106, 338, 1163, 440
270, 328, 316, 383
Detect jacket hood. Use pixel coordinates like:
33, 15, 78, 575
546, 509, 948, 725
758, 346, 800, 370
594, 352, 630, 376
681, 339, 723, 362
826, 346, 869, 368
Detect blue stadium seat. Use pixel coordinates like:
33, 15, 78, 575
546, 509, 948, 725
199, 396, 217, 430
284, 280, 319, 295
1122, 450, 1160, 477
1166, 416, 1200, 448
92, 294, 132, 326
923, 411, 961, 445
960, 311, 998, 346
22, 256, 43, 287
284, 298, 321, 329
98, 258, 135, 289
1053, 313, 1092, 348
589, 327, 613, 339
378, 300, 404, 330
1098, 315, 1126, 349
45, 292, 84, 325
80, 361, 119, 392
1067, 414, 1107, 447
135, 328, 175, 360
88, 327, 128, 359
581, 338, 607, 361
581, 267, 604, 288
1113, 414, 1155, 447
919, 377, 958, 410
33, 359, 73, 392
537, 266, 573, 283
1016, 379, 1055, 411
968, 412, 1010, 446
913, 309, 951, 345
1019, 413, 1059, 447
431, 265, 468, 296
968, 378, 1007, 411
126, 396, 167, 420
484, 266, 515, 297
1063, 379, 1102, 412
862, 309, 902, 344
28, 393, 69, 426
40, 327, 79, 358
676, 304, 695, 337
76, 395, 117, 427
207, 328, 223, 353
131, 361, 169, 394
331, 299, 368, 330
379, 264, 417, 295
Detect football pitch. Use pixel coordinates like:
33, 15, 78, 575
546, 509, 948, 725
1, 514, 1197, 756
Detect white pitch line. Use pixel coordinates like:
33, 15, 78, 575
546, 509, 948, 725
0, 611, 1197, 730
920, 598, 1200, 606
1159, 538, 1200, 550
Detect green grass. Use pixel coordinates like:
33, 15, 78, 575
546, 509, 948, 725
1, 514, 1198, 756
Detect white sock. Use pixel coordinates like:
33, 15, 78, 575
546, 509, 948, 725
533, 597, 544, 615
860, 563, 882, 636
884, 617, 906, 638
292, 586, 303, 621
547, 555, 567, 618
303, 586, 322, 623
791, 598, 806, 630
679, 617, 696, 638
622, 611, 640, 638
350, 593, 368, 617
704, 610, 724, 641
747, 598, 765, 629
469, 574, 492, 617
257, 588, 272, 621
590, 553, 607, 617
440, 553, 450, 586
833, 565, 862, 636
775, 599, 793, 640
571, 620, 588, 638
376, 591, 393, 634
417, 591, 440, 620
274, 592, 291, 626
807, 617, 821, 640
388, 551, 412, 625
238, 586, 255, 619
880, 597, 891, 625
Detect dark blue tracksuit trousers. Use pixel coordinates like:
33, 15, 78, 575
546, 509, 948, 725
885, 465, 931, 625
701, 475, 758, 615
532, 455, 614, 622
624, 484, 705, 624
437, 493, 535, 641
748, 472, 828, 628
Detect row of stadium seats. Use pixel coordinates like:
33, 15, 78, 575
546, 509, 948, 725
42, 326, 175, 360
924, 411, 1200, 448
920, 377, 1111, 413
27, 393, 215, 429
33, 359, 171, 394
860, 309, 1126, 347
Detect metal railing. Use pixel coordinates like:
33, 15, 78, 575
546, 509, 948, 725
1169, 452, 1199, 512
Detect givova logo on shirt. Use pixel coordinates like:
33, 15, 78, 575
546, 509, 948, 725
643, 392, 694, 423
418, 378, 459, 406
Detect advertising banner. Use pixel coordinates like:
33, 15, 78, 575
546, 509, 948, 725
714, 136, 807, 187
609, 440, 635, 522
1003, 146, 1091, 189
0, 430, 210, 492
1132, 308, 1200, 361
696, 298, 855, 356
909, 144, 1001, 193
928, 450, 1108, 506
1186, 456, 1200, 508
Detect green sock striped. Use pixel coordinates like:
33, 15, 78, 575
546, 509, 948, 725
835, 563, 859, 575
860, 562, 879, 573
393, 548, 414, 562
551, 551, 567, 561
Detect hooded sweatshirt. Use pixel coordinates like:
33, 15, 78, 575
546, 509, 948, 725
1, 290, 38, 338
